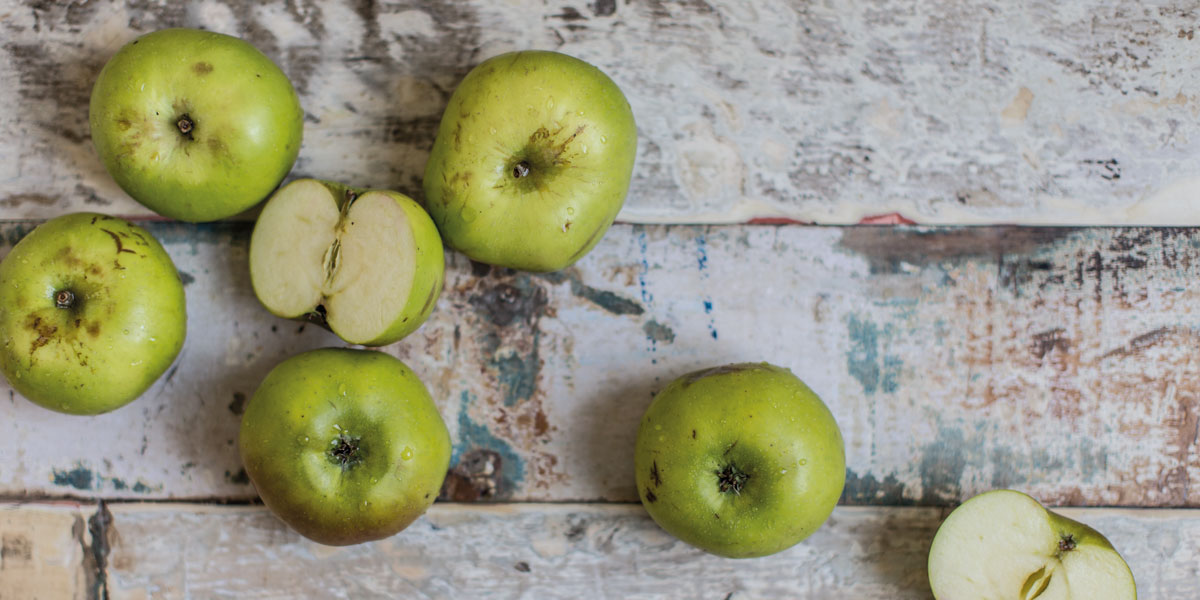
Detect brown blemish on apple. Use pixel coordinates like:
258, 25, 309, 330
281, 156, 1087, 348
650, 460, 662, 486
27, 316, 57, 355
99, 229, 136, 256
192, 61, 213, 75
644, 488, 657, 503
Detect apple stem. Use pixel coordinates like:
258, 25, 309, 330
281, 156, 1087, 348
512, 161, 531, 178
54, 290, 75, 309
176, 114, 195, 140
1058, 534, 1076, 553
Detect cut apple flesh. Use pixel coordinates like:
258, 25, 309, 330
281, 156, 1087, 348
928, 490, 1136, 600
250, 180, 419, 345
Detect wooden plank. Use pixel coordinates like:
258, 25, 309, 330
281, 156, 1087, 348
1, 223, 1197, 506
91, 503, 1200, 599
0, 502, 92, 600
4, 1, 1200, 225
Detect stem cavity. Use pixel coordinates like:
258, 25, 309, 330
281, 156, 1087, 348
54, 289, 76, 309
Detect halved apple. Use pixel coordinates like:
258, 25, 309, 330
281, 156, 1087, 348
249, 179, 445, 346
928, 489, 1136, 600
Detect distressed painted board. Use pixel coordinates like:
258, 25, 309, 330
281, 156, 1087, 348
0, 502, 92, 600
1, 223, 1197, 506
0, 502, 1180, 599
4, 1, 1200, 225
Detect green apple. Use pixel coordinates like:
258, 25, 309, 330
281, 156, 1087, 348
248, 179, 445, 346
928, 489, 1137, 600
634, 362, 846, 558
423, 50, 637, 272
0, 213, 186, 415
239, 348, 451, 546
89, 28, 304, 222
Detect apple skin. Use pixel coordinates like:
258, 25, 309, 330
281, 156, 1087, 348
634, 363, 846, 558
423, 50, 637, 272
239, 348, 452, 546
89, 28, 303, 222
928, 489, 1137, 600
0, 213, 186, 415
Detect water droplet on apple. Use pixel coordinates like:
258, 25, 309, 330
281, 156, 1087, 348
799, 459, 807, 466
780, 469, 787, 474
600, 135, 607, 144
338, 383, 347, 396
401, 447, 414, 460
581, 144, 588, 154
566, 207, 575, 215
489, 127, 497, 135
546, 98, 555, 109
653, 424, 662, 431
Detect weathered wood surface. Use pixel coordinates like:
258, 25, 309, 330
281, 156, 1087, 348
4, 1, 1200, 224
1, 222, 1197, 507
2, 502, 1197, 599
0, 502, 92, 599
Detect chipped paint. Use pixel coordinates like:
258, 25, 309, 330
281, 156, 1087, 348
2, 224, 1198, 506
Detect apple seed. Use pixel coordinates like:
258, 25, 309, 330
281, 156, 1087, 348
1058, 533, 1076, 553
512, 160, 531, 178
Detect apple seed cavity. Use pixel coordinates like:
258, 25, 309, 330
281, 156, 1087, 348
1057, 533, 1076, 554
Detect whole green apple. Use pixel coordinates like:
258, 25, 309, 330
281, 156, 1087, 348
89, 28, 304, 222
634, 363, 846, 558
423, 50, 637, 272
928, 489, 1137, 600
248, 179, 445, 346
239, 348, 452, 546
0, 213, 186, 415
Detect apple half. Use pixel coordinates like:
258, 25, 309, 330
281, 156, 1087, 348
249, 179, 445, 346
928, 489, 1136, 600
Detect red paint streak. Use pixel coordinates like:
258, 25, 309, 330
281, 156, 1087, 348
746, 217, 814, 225
858, 212, 918, 225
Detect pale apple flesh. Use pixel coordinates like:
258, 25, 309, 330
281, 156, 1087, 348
249, 179, 444, 347
928, 490, 1137, 600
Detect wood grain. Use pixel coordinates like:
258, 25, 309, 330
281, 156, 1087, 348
0, 502, 91, 599
78, 502, 1200, 599
1, 222, 1196, 507
3, 0, 1200, 224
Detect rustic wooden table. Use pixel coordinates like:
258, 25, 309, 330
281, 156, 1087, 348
2, 1, 1199, 598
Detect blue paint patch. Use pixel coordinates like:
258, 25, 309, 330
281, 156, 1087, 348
703, 300, 713, 313
710, 329, 719, 339
635, 226, 654, 305
52, 464, 93, 490
453, 391, 525, 494
492, 342, 540, 407
696, 233, 709, 271
845, 314, 904, 395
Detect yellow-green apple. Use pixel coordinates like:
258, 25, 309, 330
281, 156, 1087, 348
89, 28, 303, 222
239, 348, 451, 546
248, 179, 445, 346
928, 489, 1137, 600
423, 50, 637, 272
0, 213, 186, 414
634, 363, 846, 558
